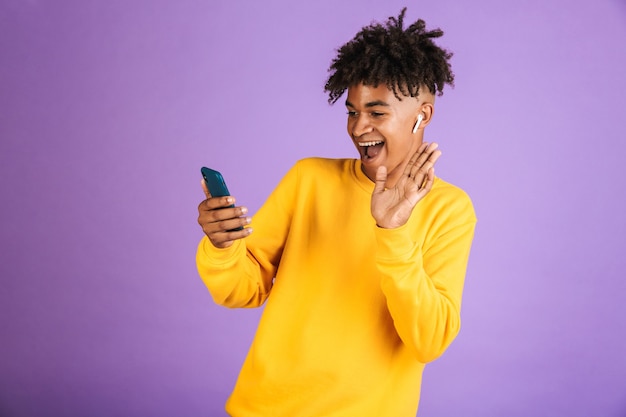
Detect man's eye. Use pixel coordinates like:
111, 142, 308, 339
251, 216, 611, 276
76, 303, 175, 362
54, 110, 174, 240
347, 111, 358, 117
371, 112, 384, 117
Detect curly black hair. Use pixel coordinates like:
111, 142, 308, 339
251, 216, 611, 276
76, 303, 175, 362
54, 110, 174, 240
324, 8, 454, 104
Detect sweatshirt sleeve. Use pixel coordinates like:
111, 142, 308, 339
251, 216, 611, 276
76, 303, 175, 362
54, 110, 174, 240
196, 237, 272, 308
376, 190, 476, 363
195, 163, 298, 309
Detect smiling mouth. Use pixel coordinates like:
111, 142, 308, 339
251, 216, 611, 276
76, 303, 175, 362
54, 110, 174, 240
358, 140, 384, 159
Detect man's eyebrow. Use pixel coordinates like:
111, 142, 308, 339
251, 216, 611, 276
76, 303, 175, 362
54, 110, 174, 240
345, 100, 390, 108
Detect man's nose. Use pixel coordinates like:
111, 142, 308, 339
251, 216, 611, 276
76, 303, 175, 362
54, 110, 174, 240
351, 114, 373, 138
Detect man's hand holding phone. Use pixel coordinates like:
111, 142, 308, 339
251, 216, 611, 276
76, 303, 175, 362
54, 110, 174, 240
198, 168, 252, 249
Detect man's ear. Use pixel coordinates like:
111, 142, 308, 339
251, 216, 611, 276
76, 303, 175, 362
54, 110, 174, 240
411, 102, 434, 134
419, 102, 434, 127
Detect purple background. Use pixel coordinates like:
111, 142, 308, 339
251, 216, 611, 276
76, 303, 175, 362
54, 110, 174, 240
1, 0, 626, 416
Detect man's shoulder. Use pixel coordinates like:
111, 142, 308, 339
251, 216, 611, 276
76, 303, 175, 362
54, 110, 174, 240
432, 177, 470, 199
293, 157, 353, 171
429, 177, 476, 220
290, 157, 356, 180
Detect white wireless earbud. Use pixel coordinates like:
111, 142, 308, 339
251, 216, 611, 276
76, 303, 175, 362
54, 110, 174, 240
412, 114, 424, 134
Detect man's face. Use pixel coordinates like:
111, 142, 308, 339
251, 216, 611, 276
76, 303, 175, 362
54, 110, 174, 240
345, 83, 430, 188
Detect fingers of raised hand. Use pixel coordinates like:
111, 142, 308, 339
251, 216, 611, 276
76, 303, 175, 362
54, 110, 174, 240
407, 142, 442, 188
420, 167, 436, 193
404, 142, 429, 176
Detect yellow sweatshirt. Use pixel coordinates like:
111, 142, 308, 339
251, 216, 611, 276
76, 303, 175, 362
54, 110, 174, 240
196, 158, 476, 417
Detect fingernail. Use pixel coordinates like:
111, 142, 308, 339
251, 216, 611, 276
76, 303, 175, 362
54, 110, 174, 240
241, 207, 248, 215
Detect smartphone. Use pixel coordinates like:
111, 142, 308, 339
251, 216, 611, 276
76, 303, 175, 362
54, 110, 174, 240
201, 167, 233, 201
201, 167, 243, 231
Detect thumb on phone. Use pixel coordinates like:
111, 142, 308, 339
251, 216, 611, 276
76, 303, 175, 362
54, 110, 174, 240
201, 178, 212, 199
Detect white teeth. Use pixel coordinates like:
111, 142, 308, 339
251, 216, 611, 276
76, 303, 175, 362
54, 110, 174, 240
358, 140, 384, 147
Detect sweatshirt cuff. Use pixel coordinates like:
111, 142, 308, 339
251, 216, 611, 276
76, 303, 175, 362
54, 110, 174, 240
197, 236, 245, 268
374, 222, 418, 263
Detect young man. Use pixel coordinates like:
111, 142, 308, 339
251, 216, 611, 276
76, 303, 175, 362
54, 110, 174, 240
196, 8, 476, 417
